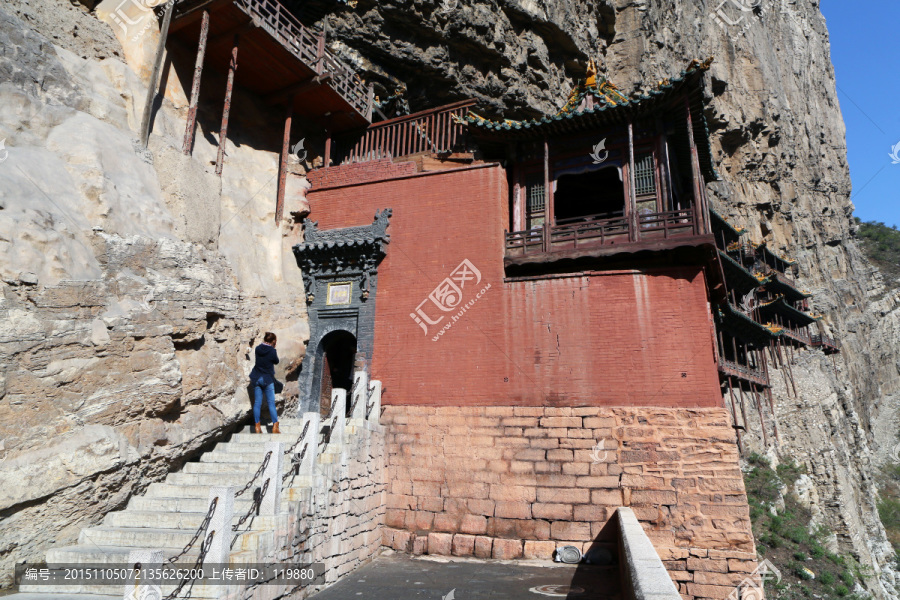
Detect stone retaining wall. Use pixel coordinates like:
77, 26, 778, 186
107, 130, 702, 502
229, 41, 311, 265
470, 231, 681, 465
381, 405, 759, 600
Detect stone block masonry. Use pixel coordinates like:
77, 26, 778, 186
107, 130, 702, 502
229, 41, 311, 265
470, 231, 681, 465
381, 406, 759, 600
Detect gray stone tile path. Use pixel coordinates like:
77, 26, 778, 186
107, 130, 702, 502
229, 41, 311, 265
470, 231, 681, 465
309, 552, 621, 600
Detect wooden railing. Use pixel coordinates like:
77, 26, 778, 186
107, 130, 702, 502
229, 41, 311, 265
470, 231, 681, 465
234, 0, 371, 118
718, 358, 769, 387
811, 333, 840, 352
505, 208, 696, 257
781, 326, 812, 346
335, 100, 476, 164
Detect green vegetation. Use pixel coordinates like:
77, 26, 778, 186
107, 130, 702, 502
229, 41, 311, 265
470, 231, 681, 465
855, 218, 900, 283
744, 453, 869, 600
877, 459, 900, 570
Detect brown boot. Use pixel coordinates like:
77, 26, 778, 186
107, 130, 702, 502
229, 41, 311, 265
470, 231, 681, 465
254, 423, 262, 434
272, 422, 280, 434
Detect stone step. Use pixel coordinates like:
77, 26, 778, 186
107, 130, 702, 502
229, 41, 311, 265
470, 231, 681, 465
45, 545, 183, 565
102, 510, 278, 532
20, 580, 225, 598
182, 461, 295, 475
146, 483, 308, 501
165, 471, 289, 488
236, 424, 311, 435
3, 594, 121, 600
79, 527, 208, 549
230, 432, 303, 444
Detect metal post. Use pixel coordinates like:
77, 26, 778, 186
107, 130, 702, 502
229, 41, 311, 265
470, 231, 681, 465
139, 0, 175, 149
182, 10, 210, 155
215, 35, 240, 176
276, 96, 294, 225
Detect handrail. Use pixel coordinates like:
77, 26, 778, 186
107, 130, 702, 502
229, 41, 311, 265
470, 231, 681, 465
232, 0, 370, 117
335, 100, 476, 164
505, 208, 696, 256
718, 358, 769, 386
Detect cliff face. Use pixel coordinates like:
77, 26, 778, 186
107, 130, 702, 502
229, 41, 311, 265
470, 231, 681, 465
0, 0, 311, 586
2, 0, 899, 597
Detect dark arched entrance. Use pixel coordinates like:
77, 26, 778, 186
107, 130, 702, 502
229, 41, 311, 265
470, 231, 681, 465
314, 330, 357, 416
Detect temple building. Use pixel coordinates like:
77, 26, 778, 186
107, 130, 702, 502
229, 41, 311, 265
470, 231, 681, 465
290, 55, 841, 597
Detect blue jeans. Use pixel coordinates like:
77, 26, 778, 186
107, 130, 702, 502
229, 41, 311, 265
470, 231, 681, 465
252, 380, 278, 424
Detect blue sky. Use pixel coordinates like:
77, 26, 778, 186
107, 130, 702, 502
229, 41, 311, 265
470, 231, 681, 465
820, 0, 900, 226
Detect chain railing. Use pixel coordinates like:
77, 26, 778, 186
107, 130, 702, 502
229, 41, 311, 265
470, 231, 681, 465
347, 377, 363, 419
163, 532, 215, 600
165, 496, 218, 565
235, 451, 272, 498
231, 478, 270, 549
284, 421, 310, 456
282, 443, 309, 486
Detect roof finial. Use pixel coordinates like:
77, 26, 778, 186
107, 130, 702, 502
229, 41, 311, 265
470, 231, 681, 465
586, 58, 598, 87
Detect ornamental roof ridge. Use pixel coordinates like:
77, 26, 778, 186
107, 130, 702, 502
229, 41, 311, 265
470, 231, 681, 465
458, 56, 714, 131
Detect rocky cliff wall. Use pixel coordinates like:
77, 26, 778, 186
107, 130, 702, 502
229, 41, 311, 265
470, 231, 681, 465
0, 1, 311, 587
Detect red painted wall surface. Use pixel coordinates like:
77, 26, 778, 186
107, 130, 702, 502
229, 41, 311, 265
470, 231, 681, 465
307, 162, 723, 407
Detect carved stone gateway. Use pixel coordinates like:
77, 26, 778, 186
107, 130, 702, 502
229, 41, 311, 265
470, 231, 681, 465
292, 209, 391, 414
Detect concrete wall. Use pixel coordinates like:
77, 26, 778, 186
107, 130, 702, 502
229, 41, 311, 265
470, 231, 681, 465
307, 162, 722, 408
380, 405, 759, 600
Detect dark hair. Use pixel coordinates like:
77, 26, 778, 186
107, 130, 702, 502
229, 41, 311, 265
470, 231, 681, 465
263, 332, 277, 344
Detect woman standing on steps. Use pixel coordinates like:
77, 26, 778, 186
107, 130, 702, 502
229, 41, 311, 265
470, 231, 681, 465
250, 331, 280, 433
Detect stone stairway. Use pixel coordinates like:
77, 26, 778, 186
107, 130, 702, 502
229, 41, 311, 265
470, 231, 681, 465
6, 375, 384, 600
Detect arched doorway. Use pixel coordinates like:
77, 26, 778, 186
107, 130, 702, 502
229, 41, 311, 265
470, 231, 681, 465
315, 330, 358, 416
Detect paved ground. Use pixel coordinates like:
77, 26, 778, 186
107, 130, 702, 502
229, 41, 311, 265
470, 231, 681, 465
309, 552, 621, 600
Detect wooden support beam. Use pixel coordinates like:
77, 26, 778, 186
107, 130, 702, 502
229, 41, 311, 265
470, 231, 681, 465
265, 73, 332, 105
627, 119, 637, 242
182, 10, 209, 156
765, 386, 781, 443
750, 383, 769, 448
276, 97, 294, 225
215, 35, 239, 176
207, 20, 254, 49
543, 138, 551, 253
684, 96, 707, 235
139, 0, 175, 149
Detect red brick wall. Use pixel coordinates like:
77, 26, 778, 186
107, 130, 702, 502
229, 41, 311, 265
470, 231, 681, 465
307, 163, 723, 408
306, 158, 417, 188
381, 405, 759, 600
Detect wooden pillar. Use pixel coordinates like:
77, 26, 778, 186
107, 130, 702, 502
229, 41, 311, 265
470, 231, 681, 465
627, 119, 637, 242
684, 96, 707, 235
324, 126, 332, 169
275, 96, 294, 225
543, 138, 552, 252
215, 35, 240, 176
365, 83, 375, 122
182, 10, 210, 155
139, 0, 175, 149
510, 143, 523, 231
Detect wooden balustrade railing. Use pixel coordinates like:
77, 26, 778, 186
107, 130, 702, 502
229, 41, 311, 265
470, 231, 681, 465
718, 358, 769, 387
334, 99, 476, 165
505, 208, 696, 256
233, 0, 371, 117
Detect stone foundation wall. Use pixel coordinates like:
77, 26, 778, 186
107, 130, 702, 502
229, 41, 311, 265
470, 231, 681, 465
381, 405, 759, 600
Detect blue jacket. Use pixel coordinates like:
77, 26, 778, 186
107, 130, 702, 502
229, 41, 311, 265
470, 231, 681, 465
249, 344, 279, 386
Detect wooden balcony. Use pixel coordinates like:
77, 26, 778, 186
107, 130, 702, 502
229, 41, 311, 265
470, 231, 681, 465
333, 100, 476, 164
811, 333, 840, 354
718, 358, 769, 388
505, 208, 713, 266
171, 0, 372, 131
